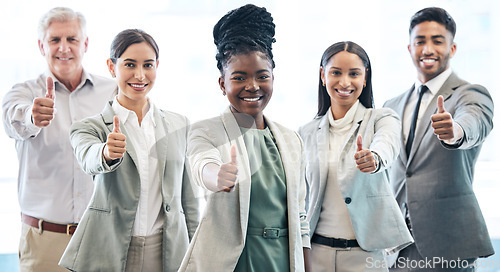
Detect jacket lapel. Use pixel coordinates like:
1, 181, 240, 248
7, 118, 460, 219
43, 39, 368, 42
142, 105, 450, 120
220, 108, 251, 236
154, 109, 169, 184
408, 73, 463, 164
316, 115, 330, 202
396, 88, 413, 165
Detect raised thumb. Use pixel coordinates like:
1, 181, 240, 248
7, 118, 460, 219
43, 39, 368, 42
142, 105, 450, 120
230, 145, 237, 165
45, 76, 55, 100
437, 95, 446, 113
113, 115, 121, 133
356, 135, 363, 152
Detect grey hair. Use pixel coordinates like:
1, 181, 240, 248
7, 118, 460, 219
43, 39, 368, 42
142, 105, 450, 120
38, 7, 87, 40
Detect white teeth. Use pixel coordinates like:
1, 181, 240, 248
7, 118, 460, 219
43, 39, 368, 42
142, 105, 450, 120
338, 90, 352, 94
422, 59, 435, 63
243, 97, 260, 102
130, 84, 146, 88
59, 58, 70, 60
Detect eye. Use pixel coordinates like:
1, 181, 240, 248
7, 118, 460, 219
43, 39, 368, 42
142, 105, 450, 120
331, 71, 341, 75
350, 72, 360, 77
49, 38, 60, 43
231, 76, 244, 81
258, 75, 270, 80
144, 63, 154, 68
125, 63, 135, 68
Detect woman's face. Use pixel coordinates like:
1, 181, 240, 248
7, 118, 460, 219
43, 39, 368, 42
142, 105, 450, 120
219, 51, 273, 121
107, 42, 158, 108
321, 50, 366, 117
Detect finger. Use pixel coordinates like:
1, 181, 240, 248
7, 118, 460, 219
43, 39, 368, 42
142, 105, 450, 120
356, 135, 363, 152
113, 116, 121, 133
45, 76, 55, 100
437, 95, 445, 113
230, 145, 237, 165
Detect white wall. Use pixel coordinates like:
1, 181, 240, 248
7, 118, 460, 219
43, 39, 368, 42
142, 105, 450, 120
1, 0, 499, 253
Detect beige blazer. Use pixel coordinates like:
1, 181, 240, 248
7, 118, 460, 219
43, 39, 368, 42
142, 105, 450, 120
179, 107, 310, 272
298, 104, 413, 252
59, 101, 200, 272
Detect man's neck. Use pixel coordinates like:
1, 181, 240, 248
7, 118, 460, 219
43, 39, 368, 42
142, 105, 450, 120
54, 69, 83, 92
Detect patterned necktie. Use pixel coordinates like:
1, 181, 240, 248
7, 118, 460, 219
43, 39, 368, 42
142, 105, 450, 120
406, 85, 428, 157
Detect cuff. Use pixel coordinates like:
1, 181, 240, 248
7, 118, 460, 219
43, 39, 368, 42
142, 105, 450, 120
443, 121, 464, 145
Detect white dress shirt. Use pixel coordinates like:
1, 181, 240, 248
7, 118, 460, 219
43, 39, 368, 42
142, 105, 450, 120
315, 101, 359, 239
112, 97, 164, 236
2, 70, 116, 224
403, 68, 463, 146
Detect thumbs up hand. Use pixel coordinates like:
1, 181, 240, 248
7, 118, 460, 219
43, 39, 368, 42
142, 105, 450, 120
431, 95, 455, 140
217, 145, 238, 192
354, 135, 377, 173
32, 76, 56, 128
103, 116, 126, 162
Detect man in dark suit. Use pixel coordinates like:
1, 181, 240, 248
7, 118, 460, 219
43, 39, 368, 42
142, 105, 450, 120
384, 7, 495, 271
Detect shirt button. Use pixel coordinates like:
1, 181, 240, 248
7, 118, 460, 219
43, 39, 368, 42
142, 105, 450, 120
165, 205, 171, 212
345, 197, 352, 204
406, 172, 412, 178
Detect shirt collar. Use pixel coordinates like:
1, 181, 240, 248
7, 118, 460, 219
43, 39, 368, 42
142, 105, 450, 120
112, 96, 155, 127
414, 67, 452, 96
43, 69, 92, 91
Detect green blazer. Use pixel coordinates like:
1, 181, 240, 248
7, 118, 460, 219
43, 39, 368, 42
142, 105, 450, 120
59, 101, 200, 272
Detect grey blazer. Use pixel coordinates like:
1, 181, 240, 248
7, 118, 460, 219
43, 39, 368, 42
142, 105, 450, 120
298, 104, 413, 252
383, 72, 495, 259
59, 101, 200, 272
179, 107, 310, 272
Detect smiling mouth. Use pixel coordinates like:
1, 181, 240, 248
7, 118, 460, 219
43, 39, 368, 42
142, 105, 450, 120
336, 89, 353, 95
57, 57, 72, 61
129, 83, 147, 88
421, 58, 437, 65
241, 97, 262, 102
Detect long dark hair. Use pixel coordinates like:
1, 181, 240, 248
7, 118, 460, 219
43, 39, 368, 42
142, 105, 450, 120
213, 4, 276, 74
317, 41, 374, 117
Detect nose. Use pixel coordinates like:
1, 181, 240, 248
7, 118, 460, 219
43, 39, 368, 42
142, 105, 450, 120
58, 40, 70, 53
339, 75, 350, 88
245, 79, 258, 92
422, 41, 435, 55
135, 67, 145, 81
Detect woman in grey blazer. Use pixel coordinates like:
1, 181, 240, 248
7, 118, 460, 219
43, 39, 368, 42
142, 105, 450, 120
298, 41, 413, 271
59, 29, 200, 272
179, 4, 310, 272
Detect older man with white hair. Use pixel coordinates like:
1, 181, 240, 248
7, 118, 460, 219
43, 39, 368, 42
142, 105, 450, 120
2, 7, 116, 271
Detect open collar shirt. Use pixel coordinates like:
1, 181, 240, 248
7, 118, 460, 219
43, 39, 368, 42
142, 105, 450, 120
2, 69, 117, 224
112, 97, 164, 236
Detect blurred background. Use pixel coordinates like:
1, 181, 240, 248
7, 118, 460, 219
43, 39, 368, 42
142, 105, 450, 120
1, 0, 499, 270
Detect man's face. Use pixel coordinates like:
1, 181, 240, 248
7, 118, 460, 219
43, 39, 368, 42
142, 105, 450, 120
408, 21, 456, 83
38, 19, 88, 82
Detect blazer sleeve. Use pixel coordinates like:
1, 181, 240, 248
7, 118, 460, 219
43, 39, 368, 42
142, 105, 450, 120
187, 121, 224, 190
70, 117, 122, 176
295, 131, 311, 248
369, 108, 402, 171
443, 84, 494, 150
180, 119, 201, 240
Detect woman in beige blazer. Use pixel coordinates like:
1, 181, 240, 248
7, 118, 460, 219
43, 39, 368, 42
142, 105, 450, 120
298, 41, 413, 271
59, 29, 199, 272
179, 4, 310, 272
